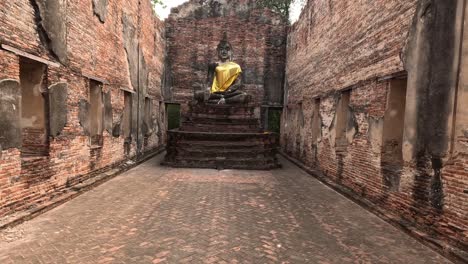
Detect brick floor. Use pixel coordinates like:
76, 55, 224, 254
0, 155, 452, 263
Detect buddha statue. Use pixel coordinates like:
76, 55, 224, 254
195, 33, 250, 105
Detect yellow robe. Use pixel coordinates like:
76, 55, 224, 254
211, 62, 242, 93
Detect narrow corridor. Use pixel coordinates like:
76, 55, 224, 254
0, 155, 451, 263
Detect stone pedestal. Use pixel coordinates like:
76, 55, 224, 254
162, 102, 280, 170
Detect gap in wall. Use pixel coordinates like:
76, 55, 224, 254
267, 107, 282, 133
89, 80, 104, 147
381, 77, 408, 191
20, 57, 49, 157
335, 90, 351, 152
122, 91, 133, 156
143, 97, 153, 147
166, 103, 181, 130
144, 97, 152, 132
311, 98, 321, 144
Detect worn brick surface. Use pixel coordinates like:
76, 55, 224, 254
286, 1, 417, 101
282, 0, 468, 253
0, 155, 452, 263
0, 0, 166, 218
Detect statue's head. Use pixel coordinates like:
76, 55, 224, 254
217, 32, 233, 61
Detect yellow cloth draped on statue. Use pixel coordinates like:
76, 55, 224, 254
211, 62, 242, 93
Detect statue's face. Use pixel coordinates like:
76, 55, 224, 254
218, 43, 232, 61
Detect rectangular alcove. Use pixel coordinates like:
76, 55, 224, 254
89, 80, 104, 147
143, 97, 154, 145
20, 57, 49, 157
144, 97, 153, 131
263, 107, 282, 133
382, 78, 407, 161
122, 91, 133, 140
166, 103, 181, 130
381, 77, 408, 191
335, 90, 351, 151
311, 98, 321, 144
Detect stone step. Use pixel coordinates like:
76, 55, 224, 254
173, 142, 277, 152
188, 103, 257, 116
186, 112, 256, 119
164, 130, 280, 170
176, 140, 268, 149
185, 117, 259, 125
168, 130, 278, 142
162, 156, 280, 170
172, 148, 277, 159
180, 124, 260, 133
184, 117, 258, 127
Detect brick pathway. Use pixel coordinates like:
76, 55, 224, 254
0, 155, 451, 263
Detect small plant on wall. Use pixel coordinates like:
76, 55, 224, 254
256, 0, 306, 22
151, 0, 166, 9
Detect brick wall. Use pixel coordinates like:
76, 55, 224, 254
165, 0, 288, 110
0, 0, 165, 218
282, 0, 467, 255
1, 0, 466, 258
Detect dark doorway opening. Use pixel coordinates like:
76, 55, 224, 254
89, 80, 104, 147
381, 77, 407, 191
20, 57, 49, 157
166, 103, 181, 130
266, 107, 282, 134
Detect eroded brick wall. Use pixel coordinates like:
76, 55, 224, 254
282, 0, 467, 253
0, 0, 165, 218
165, 0, 287, 110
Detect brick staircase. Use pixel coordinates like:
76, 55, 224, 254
163, 103, 280, 170
181, 103, 260, 133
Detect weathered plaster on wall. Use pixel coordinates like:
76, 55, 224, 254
32, 0, 68, 64
48, 83, 68, 137
92, 0, 108, 23
0, 80, 22, 150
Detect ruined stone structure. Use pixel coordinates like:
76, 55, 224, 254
164, 0, 288, 117
0, 0, 467, 261
162, 0, 287, 170
163, 38, 281, 169
282, 0, 467, 259
0, 0, 166, 218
